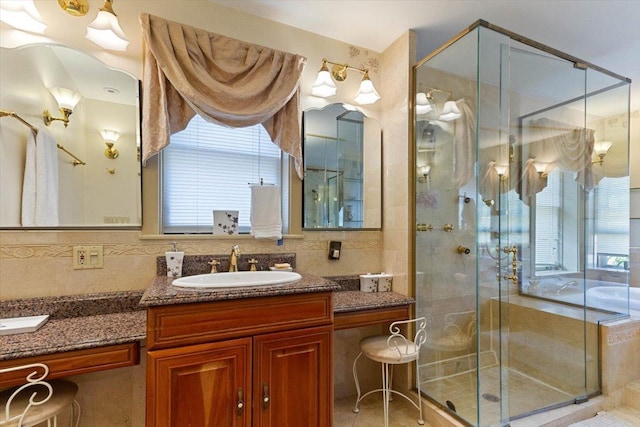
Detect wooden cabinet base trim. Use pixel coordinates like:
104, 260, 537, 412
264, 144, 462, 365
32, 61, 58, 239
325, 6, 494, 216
0, 342, 140, 388
334, 305, 411, 330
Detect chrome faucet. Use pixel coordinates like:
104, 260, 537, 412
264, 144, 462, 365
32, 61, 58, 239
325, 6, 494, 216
557, 280, 578, 295
229, 245, 240, 272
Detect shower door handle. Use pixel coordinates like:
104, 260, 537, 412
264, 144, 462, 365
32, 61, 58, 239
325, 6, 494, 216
502, 245, 519, 286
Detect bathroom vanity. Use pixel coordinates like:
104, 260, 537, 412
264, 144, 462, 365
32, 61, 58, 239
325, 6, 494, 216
140, 274, 339, 427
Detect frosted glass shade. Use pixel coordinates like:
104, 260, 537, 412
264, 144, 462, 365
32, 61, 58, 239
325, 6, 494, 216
48, 87, 82, 111
594, 140, 613, 156
85, 9, 130, 51
415, 92, 433, 114
311, 70, 337, 98
354, 78, 380, 105
0, 0, 46, 33
100, 129, 120, 143
439, 101, 462, 121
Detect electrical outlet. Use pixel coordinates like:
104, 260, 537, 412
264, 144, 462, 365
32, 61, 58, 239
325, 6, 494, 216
73, 245, 104, 269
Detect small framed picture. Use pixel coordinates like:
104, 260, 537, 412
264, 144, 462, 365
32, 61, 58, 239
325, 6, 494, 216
213, 210, 239, 235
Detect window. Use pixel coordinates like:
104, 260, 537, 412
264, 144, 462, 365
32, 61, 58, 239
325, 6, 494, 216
592, 176, 630, 270
161, 115, 288, 234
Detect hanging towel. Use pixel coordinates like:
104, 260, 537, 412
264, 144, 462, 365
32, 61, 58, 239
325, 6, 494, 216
250, 185, 282, 240
22, 127, 59, 226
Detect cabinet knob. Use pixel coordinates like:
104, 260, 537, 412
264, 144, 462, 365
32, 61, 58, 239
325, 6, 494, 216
237, 387, 244, 416
263, 383, 270, 409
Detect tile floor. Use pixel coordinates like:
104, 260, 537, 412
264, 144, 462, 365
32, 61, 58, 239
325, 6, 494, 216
335, 393, 430, 427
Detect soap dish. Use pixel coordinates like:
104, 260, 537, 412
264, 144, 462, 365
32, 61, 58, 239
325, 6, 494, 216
0, 315, 49, 335
269, 266, 293, 272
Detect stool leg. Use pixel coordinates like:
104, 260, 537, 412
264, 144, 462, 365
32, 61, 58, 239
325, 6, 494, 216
416, 361, 425, 425
382, 362, 390, 427
352, 351, 363, 413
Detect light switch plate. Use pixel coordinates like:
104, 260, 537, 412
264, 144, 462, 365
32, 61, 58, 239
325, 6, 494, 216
73, 245, 104, 269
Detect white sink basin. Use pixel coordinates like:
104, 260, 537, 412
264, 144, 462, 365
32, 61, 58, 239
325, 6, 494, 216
171, 271, 302, 288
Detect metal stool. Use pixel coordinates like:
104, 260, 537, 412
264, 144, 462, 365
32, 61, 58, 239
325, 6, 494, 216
352, 317, 427, 427
1, 364, 80, 427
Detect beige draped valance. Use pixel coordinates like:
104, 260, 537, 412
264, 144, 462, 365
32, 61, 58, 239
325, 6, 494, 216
139, 13, 307, 178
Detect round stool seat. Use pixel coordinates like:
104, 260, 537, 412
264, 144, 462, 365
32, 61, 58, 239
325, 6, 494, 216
0, 379, 78, 427
360, 335, 419, 364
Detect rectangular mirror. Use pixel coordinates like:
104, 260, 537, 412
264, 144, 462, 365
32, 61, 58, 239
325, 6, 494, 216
0, 44, 141, 229
303, 103, 381, 230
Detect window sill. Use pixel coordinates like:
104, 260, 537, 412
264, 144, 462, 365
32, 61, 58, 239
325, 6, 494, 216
137, 233, 304, 241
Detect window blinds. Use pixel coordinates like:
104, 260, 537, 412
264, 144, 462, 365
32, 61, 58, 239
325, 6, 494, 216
162, 115, 283, 234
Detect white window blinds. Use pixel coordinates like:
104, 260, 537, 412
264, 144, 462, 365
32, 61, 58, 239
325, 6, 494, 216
162, 115, 284, 234
594, 176, 629, 256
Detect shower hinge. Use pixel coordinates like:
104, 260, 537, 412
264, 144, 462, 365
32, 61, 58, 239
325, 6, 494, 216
573, 62, 588, 70
574, 395, 589, 404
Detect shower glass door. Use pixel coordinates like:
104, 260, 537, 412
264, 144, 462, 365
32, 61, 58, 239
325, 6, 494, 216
412, 20, 630, 426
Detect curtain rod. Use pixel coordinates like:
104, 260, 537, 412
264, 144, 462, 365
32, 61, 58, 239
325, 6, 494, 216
0, 109, 86, 166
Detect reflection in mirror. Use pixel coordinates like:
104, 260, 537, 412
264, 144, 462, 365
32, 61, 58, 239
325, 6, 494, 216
303, 104, 381, 229
0, 44, 140, 228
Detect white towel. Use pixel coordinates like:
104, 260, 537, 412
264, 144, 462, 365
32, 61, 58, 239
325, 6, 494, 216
21, 127, 59, 226
250, 185, 282, 240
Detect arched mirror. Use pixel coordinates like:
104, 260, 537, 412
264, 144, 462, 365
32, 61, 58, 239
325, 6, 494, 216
0, 44, 140, 229
303, 103, 381, 229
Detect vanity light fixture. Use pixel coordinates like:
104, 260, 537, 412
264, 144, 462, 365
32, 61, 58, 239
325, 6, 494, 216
100, 129, 120, 159
592, 140, 613, 165
0, 0, 47, 34
43, 87, 82, 128
533, 162, 549, 178
415, 92, 433, 115
85, 0, 129, 52
311, 58, 380, 104
58, 0, 89, 16
439, 101, 462, 121
494, 164, 509, 192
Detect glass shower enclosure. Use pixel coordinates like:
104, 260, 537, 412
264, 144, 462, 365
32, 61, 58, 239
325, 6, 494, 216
413, 20, 630, 426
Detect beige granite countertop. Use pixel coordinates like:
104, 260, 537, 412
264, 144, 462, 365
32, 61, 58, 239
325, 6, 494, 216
139, 273, 340, 307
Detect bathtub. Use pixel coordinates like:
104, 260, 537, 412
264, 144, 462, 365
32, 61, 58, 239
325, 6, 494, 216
586, 286, 640, 312
523, 278, 636, 313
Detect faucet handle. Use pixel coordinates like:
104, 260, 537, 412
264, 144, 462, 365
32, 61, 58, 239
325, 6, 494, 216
208, 259, 220, 273
248, 258, 258, 271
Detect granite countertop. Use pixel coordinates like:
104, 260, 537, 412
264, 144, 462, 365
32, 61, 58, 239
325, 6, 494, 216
139, 273, 340, 307
333, 291, 415, 313
0, 311, 146, 361
1, 275, 414, 362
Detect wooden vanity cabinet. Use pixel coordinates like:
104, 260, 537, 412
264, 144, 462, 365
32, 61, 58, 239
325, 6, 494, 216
145, 292, 333, 427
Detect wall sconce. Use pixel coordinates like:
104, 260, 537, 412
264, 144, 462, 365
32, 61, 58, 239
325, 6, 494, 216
494, 164, 509, 192
439, 101, 462, 121
58, 0, 89, 16
533, 161, 549, 188
85, 0, 129, 51
100, 129, 120, 159
43, 87, 82, 127
311, 58, 380, 104
592, 140, 613, 165
415, 88, 461, 121
0, 0, 46, 33
57, 0, 129, 51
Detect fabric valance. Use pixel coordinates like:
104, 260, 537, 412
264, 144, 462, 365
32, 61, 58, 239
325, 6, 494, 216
139, 13, 307, 178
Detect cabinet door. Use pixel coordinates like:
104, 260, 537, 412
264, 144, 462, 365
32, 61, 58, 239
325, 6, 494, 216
147, 338, 251, 427
253, 325, 333, 427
